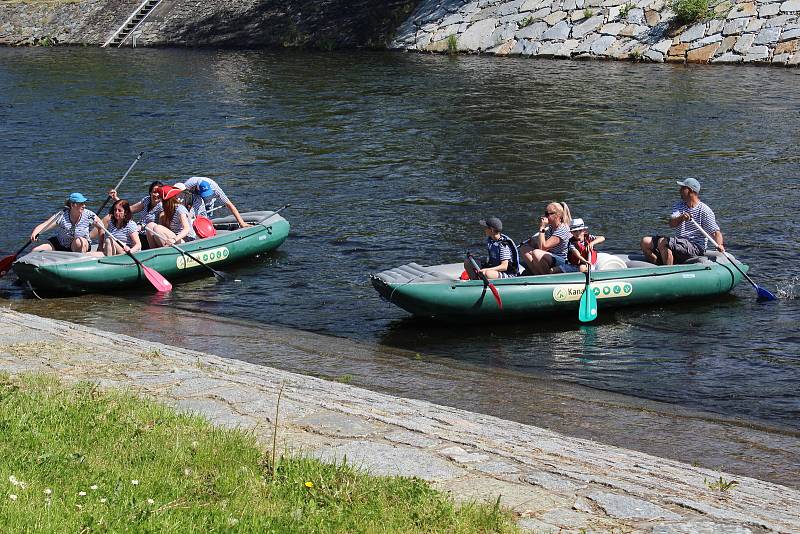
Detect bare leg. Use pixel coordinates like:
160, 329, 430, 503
519, 244, 535, 274
530, 249, 554, 275
641, 237, 658, 264
71, 237, 90, 253
146, 223, 177, 247
657, 238, 674, 266
32, 243, 55, 252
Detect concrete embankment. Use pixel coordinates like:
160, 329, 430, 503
1, 308, 799, 532
392, 0, 800, 65
0, 0, 418, 48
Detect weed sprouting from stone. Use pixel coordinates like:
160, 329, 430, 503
447, 34, 458, 55
583, 8, 594, 18
519, 16, 534, 28
619, 3, 634, 18
704, 476, 739, 492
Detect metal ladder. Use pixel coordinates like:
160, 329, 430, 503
102, 0, 163, 48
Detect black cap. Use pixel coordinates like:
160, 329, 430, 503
479, 216, 502, 232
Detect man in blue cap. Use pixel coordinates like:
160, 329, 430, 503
641, 178, 724, 265
177, 176, 250, 228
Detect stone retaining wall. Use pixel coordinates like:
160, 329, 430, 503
391, 0, 800, 65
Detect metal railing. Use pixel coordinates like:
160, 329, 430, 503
101, 0, 164, 48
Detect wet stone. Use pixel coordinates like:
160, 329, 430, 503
296, 410, 378, 437
313, 441, 463, 481
586, 491, 682, 520
384, 430, 441, 448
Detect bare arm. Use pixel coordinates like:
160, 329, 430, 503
670, 212, 690, 228
482, 260, 509, 275
711, 230, 725, 253
225, 200, 251, 228
29, 212, 60, 242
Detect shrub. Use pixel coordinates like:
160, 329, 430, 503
670, 0, 709, 24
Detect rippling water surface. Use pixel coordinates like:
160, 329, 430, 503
1, 48, 799, 435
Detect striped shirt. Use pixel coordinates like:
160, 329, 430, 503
545, 223, 571, 261
183, 176, 230, 208
188, 195, 207, 218
154, 204, 196, 240
55, 208, 96, 248
671, 201, 720, 250
107, 219, 138, 247
138, 195, 162, 226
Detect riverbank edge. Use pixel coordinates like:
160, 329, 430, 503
1, 309, 798, 533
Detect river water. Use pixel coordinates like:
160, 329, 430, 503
1, 48, 799, 484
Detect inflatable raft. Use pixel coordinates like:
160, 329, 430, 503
13, 210, 289, 294
371, 252, 748, 320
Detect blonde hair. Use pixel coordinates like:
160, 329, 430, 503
546, 202, 572, 226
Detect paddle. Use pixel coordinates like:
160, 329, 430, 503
100, 224, 172, 292
0, 211, 61, 277
578, 251, 598, 323
96, 151, 144, 216
467, 253, 503, 310
688, 217, 776, 302
145, 226, 225, 280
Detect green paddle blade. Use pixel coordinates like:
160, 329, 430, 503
579, 284, 598, 322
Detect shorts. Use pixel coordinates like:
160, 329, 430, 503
545, 252, 567, 268
48, 236, 71, 252
650, 235, 704, 264
139, 231, 151, 250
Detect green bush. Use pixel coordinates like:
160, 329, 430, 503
670, 0, 709, 24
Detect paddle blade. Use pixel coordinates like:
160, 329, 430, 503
0, 254, 16, 277
141, 265, 172, 292
488, 282, 503, 310
579, 286, 598, 322
756, 286, 777, 302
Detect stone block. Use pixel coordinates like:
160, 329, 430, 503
744, 44, 771, 59
789, 51, 800, 63
746, 18, 766, 31
645, 9, 661, 25
574, 32, 602, 53
627, 7, 646, 23
440, 13, 465, 27
775, 37, 800, 52
667, 42, 690, 57
573, 15, 605, 37
651, 523, 753, 534
590, 34, 618, 53
727, 2, 757, 17
783, 27, 800, 39
772, 52, 792, 62
585, 491, 682, 521
718, 34, 738, 53
471, 5, 500, 22
620, 23, 650, 35
707, 19, 724, 34
691, 33, 723, 48
723, 18, 748, 34
510, 38, 542, 54
680, 22, 707, 42
754, 27, 781, 43
491, 22, 518, 43
542, 20, 571, 39
644, 49, 665, 61
516, 21, 549, 39
733, 32, 755, 52
544, 10, 568, 24
564, 0, 579, 8
521, 0, 550, 10
651, 38, 673, 53
458, 17, 499, 50
489, 39, 517, 55
766, 14, 796, 27
600, 22, 626, 34
781, 0, 800, 11
498, 0, 528, 16
759, 2, 782, 15
687, 42, 721, 61
711, 51, 745, 62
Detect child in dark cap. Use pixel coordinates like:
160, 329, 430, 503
464, 216, 520, 280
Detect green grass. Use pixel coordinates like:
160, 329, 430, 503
0, 374, 519, 532
669, 0, 710, 24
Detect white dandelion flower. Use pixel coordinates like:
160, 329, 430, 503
99, 498, 107, 503
147, 498, 154, 505
44, 488, 52, 495
131, 480, 139, 485
90, 485, 98, 490
9, 494, 18, 501
78, 491, 87, 497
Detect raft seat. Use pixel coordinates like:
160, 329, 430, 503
373, 262, 461, 285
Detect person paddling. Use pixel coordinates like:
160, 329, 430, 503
30, 193, 102, 253
519, 202, 572, 275
640, 178, 724, 265
97, 199, 141, 256
464, 217, 520, 280
176, 177, 251, 228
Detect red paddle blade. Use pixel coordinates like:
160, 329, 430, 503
488, 283, 503, 310
0, 254, 17, 277
141, 265, 172, 292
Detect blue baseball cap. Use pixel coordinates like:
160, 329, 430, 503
676, 178, 701, 193
197, 180, 214, 199
68, 192, 88, 204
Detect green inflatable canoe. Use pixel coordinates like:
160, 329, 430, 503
371, 252, 748, 320
13, 210, 289, 294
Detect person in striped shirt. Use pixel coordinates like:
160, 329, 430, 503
464, 217, 520, 280
144, 185, 196, 247
30, 192, 102, 253
641, 178, 725, 265
97, 199, 141, 256
175, 177, 250, 228
519, 202, 573, 275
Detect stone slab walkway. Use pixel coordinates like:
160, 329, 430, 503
1, 309, 798, 533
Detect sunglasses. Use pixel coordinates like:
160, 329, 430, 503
544, 211, 557, 216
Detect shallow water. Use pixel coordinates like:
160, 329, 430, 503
1, 48, 799, 453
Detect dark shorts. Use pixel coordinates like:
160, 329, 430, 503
139, 231, 151, 250
650, 235, 703, 264
48, 236, 71, 252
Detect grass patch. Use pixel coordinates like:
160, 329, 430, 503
0, 373, 519, 532
669, 0, 710, 24
447, 34, 458, 55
